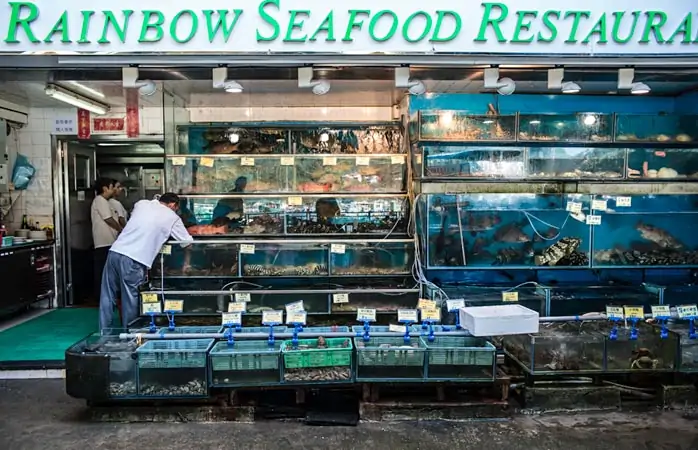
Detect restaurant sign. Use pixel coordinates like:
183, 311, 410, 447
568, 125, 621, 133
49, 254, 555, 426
0, 0, 697, 55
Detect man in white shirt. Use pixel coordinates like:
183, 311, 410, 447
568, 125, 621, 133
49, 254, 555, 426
91, 178, 122, 301
99, 193, 194, 330
109, 179, 128, 228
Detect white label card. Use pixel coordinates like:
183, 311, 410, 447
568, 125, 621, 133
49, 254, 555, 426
651, 305, 671, 318
398, 309, 418, 323
446, 299, 466, 311
142, 302, 162, 314
677, 305, 698, 319
616, 196, 632, 207
235, 292, 251, 302
285, 300, 304, 313
240, 157, 255, 166
330, 243, 346, 254
171, 156, 186, 166
606, 306, 624, 320
222, 312, 242, 326
262, 310, 283, 324
199, 157, 214, 168
389, 324, 404, 333
566, 202, 583, 213
332, 293, 349, 304
391, 155, 405, 164
288, 196, 303, 206
571, 212, 586, 223
286, 311, 307, 325
240, 244, 255, 254
280, 156, 295, 166
417, 298, 436, 310
356, 156, 370, 166
421, 308, 441, 322
356, 308, 376, 322
323, 156, 337, 166
160, 245, 171, 255
228, 302, 246, 313
164, 300, 184, 312
592, 199, 608, 211
586, 215, 602, 225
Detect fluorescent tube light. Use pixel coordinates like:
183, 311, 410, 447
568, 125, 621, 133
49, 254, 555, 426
45, 84, 109, 115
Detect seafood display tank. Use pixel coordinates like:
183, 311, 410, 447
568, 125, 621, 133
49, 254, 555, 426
141, 124, 418, 324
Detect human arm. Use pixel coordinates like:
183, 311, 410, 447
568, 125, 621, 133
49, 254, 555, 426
96, 197, 122, 233
170, 217, 194, 272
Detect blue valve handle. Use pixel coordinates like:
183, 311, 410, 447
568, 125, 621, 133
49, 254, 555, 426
608, 317, 621, 341
454, 312, 461, 330
690, 319, 697, 340
362, 320, 370, 342
629, 319, 639, 340
167, 312, 176, 330
292, 325, 300, 347
268, 325, 275, 347
225, 326, 235, 346
421, 321, 428, 331
427, 322, 435, 342
403, 323, 411, 344
148, 313, 156, 333
660, 319, 669, 339
235, 324, 242, 332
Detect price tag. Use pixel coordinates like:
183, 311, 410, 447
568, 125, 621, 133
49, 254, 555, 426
262, 310, 283, 324
502, 291, 519, 302
651, 305, 671, 318
446, 299, 465, 311
356, 308, 376, 322
142, 293, 158, 303
586, 215, 602, 226
356, 156, 370, 166
332, 293, 349, 304
228, 302, 246, 313
623, 306, 645, 320
286, 310, 307, 325
606, 305, 624, 320
616, 196, 632, 207
415, 154, 422, 164
235, 292, 251, 302
417, 298, 436, 310
389, 324, 404, 333
571, 212, 586, 223
199, 157, 214, 168
566, 202, 582, 213
160, 245, 171, 255
280, 156, 295, 166
164, 300, 184, 312
391, 155, 405, 164
142, 302, 162, 314
240, 244, 255, 254
677, 304, 698, 319
171, 156, 186, 166
285, 300, 304, 313
240, 157, 255, 166
288, 196, 303, 206
222, 312, 242, 326
421, 308, 441, 322
591, 199, 607, 211
323, 156, 337, 166
330, 243, 346, 254
398, 309, 418, 323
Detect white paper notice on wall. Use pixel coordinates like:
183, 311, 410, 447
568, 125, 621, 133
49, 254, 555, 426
77, 191, 85, 202
591, 199, 607, 211
52, 116, 77, 134
616, 196, 632, 207
586, 215, 602, 226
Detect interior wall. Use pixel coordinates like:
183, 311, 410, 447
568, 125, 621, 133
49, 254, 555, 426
675, 92, 698, 114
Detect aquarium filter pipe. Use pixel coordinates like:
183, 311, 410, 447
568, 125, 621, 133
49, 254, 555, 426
119, 330, 473, 340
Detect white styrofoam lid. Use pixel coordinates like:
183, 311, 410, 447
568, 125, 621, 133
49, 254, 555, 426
460, 304, 539, 318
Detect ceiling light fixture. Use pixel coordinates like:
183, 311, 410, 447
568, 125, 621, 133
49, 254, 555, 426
212, 67, 244, 94
394, 67, 427, 96
122, 67, 157, 97
224, 81, 243, 93
561, 81, 581, 94
298, 67, 331, 96
548, 68, 582, 95
65, 81, 106, 99
45, 84, 109, 115
630, 82, 651, 95
618, 68, 651, 95
484, 68, 516, 96
311, 79, 331, 96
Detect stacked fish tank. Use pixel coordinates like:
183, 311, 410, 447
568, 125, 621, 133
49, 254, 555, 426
145, 123, 417, 325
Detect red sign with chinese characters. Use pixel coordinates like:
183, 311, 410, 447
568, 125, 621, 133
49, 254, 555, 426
93, 117, 125, 133
125, 88, 140, 138
77, 108, 90, 139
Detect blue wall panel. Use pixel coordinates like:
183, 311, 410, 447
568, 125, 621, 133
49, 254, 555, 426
676, 92, 698, 114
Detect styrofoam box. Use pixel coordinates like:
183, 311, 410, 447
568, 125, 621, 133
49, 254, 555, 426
459, 304, 539, 337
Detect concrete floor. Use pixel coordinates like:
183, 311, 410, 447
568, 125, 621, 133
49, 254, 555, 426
1, 380, 697, 449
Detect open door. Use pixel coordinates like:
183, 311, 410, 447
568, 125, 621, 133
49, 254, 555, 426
60, 141, 96, 305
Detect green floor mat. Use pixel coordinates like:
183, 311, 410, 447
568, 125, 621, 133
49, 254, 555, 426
0, 308, 98, 362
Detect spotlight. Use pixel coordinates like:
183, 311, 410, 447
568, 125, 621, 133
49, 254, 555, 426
561, 81, 581, 94
395, 67, 427, 96
224, 81, 243, 94
138, 80, 157, 96
213, 67, 244, 94
311, 79, 331, 96
630, 82, 651, 95
496, 77, 516, 96
583, 114, 597, 126
122, 67, 157, 98
407, 79, 426, 96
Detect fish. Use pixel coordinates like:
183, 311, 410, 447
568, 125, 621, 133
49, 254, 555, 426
494, 222, 530, 243
534, 227, 559, 242
635, 221, 684, 249
186, 224, 228, 235
206, 141, 239, 154
462, 212, 502, 236
471, 237, 491, 255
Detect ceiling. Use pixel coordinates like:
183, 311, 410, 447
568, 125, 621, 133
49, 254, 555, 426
0, 67, 696, 110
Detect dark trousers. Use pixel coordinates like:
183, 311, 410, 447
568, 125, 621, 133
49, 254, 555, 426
94, 246, 110, 301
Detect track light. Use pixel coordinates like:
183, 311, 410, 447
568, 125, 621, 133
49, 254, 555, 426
495, 78, 516, 96
45, 84, 109, 115
630, 82, 651, 95
223, 81, 243, 94
394, 67, 427, 96
484, 68, 516, 96
213, 67, 244, 94
298, 67, 331, 96
561, 81, 581, 94
311, 79, 331, 96
122, 67, 157, 97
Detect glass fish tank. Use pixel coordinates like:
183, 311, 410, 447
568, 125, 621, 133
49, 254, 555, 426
503, 322, 606, 375
165, 155, 293, 194
615, 114, 698, 144
548, 285, 660, 317
240, 242, 330, 277
152, 290, 331, 315
179, 126, 289, 155
527, 147, 625, 179
659, 322, 698, 373
422, 193, 592, 269
591, 194, 698, 268
155, 241, 240, 279
415, 110, 517, 142
435, 285, 547, 315
294, 154, 406, 193
603, 321, 679, 372
136, 339, 212, 398
627, 148, 698, 180
518, 113, 612, 142
419, 145, 525, 178
330, 241, 414, 276
292, 126, 403, 154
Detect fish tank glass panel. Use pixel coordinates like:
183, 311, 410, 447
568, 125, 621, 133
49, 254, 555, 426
662, 285, 698, 306
503, 322, 606, 375
179, 126, 290, 155
330, 241, 414, 276
165, 155, 293, 194
232, 291, 330, 315
294, 154, 406, 193
436, 285, 547, 315
330, 291, 419, 314
663, 322, 698, 373
627, 148, 698, 180
240, 242, 329, 277
176, 196, 284, 235
292, 126, 403, 154
421, 146, 525, 178
603, 322, 679, 372
548, 286, 659, 317
518, 113, 612, 142
157, 241, 240, 279
418, 111, 516, 141
285, 195, 408, 236
412, 144, 423, 177
424, 194, 591, 269
591, 194, 698, 268
527, 147, 625, 179
616, 114, 698, 144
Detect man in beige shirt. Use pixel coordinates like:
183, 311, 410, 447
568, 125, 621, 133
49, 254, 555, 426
91, 178, 122, 301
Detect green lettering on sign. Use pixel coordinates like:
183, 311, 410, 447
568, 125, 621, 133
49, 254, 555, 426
512, 10, 537, 43
476, 2, 508, 42
667, 13, 693, 44
257, 0, 280, 41
564, 11, 591, 43
284, 10, 310, 42
44, 11, 71, 43
5, 1, 40, 44
431, 11, 461, 42
611, 11, 641, 44
203, 10, 243, 43
402, 11, 432, 43
170, 10, 198, 44
343, 10, 370, 42
368, 10, 398, 42
310, 11, 336, 42
99, 10, 133, 44
640, 11, 668, 43
537, 10, 560, 42
78, 10, 94, 44
139, 10, 165, 43
582, 13, 608, 44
